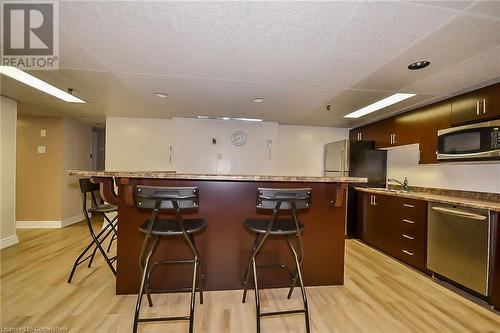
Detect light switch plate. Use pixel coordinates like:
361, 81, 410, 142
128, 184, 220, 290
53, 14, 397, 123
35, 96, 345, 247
40, 129, 47, 137
37, 145, 46, 154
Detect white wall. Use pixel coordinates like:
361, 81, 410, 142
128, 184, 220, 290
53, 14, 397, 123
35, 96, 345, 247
387, 144, 500, 194
0, 96, 19, 249
106, 117, 348, 176
106, 117, 174, 171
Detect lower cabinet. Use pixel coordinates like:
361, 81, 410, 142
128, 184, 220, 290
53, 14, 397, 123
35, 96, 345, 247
357, 191, 428, 272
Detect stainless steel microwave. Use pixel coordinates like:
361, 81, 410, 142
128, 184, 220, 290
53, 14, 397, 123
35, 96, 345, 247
437, 120, 500, 160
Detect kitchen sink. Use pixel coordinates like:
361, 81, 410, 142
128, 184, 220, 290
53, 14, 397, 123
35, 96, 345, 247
365, 187, 410, 194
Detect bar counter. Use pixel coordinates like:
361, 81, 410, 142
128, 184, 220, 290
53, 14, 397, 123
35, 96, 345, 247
69, 170, 367, 295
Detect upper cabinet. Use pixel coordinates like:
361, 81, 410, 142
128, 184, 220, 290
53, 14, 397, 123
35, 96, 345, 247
451, 83, 500, 126
349, 82, 499, 164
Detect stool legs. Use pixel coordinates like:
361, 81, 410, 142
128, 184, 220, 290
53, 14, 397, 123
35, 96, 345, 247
133, 233, 204, 333
242, 234, 260, 303
133, 235, 160, 333
251, 257, 261, 333
287, 236, 310, 333
67, 214, 117, 283
242, 233, 311, 333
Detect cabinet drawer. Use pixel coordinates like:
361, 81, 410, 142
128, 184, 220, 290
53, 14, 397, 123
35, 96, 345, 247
396, 198, 427, 221
398, 246, 426, 271
400, 217, 426, 238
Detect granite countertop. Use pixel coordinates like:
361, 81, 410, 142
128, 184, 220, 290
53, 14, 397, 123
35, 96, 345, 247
68, 170, 368, 184
356, 187, 500, 212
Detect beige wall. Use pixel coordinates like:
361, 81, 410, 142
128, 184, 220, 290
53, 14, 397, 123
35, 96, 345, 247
16, 115, 91, 225
62, 118, 92, 220
106, 117, 349, 176
1, 96, 19, 248
16, 115, 63, 221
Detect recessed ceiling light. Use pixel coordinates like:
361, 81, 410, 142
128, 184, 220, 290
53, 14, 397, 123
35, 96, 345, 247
408, 60, 430, 70
344, 93, 417, 118
232, 117, 263, 122
155, 93, 168, 98
251, 97, 265, 103
196, 116, 263, 122
0, 66, 85, 103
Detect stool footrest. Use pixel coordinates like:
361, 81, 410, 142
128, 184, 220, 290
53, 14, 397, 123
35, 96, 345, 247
261, 309, 307, 317
149, 287, 202, 294
152, 259, 195, 266
138, 315, 190, 323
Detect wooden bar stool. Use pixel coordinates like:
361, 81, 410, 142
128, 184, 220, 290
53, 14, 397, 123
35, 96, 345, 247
242, 187, 312, 333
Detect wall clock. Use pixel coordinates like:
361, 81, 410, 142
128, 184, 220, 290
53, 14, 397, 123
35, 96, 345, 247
231, 130, 247, 146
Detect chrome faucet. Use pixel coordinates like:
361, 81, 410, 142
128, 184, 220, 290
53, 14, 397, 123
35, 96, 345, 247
388, 177, 409, 192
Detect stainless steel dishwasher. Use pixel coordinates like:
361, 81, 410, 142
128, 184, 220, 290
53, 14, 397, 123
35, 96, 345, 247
427, 202, 493, 297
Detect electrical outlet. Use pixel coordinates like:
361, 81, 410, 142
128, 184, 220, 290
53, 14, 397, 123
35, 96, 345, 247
40, 129, 47, 137
37, 145, 46, 154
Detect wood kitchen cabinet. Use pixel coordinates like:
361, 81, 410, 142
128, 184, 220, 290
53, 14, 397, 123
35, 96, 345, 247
352, 118, 395, 148
416, 102, 452, 164
451, 83, 500, 126
349, 82, 499, 164
357, 190, 428, 272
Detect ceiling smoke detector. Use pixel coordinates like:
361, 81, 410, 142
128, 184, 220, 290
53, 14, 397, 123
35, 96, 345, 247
408, 60, 430, 70
251, 97, 265, 103
155, 93, 168, 98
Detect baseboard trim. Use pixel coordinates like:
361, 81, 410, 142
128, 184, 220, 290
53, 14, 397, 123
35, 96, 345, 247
61, 214, 86, 227
0, 234, 19, 249
16, 220, 61, 228
16, 214, 85, 229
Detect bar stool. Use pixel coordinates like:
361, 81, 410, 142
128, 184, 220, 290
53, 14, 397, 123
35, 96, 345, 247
242, 188, 311, 333
68, 178, 118, 283
133, 186, 206, 333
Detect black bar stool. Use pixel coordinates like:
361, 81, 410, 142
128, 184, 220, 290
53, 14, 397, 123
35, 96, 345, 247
133, 186, 206, 333
68, 178, 118, 283
242, 187, 311, 333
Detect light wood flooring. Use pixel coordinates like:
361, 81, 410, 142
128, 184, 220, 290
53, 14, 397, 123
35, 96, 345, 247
1, 219, 499, 332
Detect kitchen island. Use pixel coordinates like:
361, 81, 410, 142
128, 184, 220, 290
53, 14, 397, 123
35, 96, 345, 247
69, 170, 366, 295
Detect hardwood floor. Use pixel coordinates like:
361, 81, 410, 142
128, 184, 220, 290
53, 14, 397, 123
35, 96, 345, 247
1, 219, 499, 332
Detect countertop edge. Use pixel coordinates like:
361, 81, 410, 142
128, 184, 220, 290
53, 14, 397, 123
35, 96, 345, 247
68, 170, 367, 184
355, 187, 500, 212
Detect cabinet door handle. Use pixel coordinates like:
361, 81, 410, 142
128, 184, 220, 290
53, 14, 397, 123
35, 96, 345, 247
402, 234, 414, 240
393, 134, 397, 144
373, 196, 377, 206
403, 203, 415, 208
476, 100, 480, 115
359, 132, 362, 140
370, 195, 373, 205
483, 99, 486, 114
402, 250, 414, 256
403, 219, 415, 224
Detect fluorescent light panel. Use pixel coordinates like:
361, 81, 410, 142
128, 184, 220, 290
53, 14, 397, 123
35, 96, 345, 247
344, 93, 416, 118
0, 66, 86, 103
197, 116, 263, 122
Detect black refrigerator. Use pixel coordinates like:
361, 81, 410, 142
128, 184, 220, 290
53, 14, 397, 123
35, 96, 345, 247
324, 140, 387, 237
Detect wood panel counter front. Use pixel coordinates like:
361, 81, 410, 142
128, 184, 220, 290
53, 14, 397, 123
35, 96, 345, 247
69, 170, 367, 295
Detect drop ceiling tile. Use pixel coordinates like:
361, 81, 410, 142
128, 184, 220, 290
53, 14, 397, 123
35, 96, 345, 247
468, 0, 500, 18
405, 45, 500, 95
409, 1, 475, 11
352, 15, 500, 92
300, 89, 437, 127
